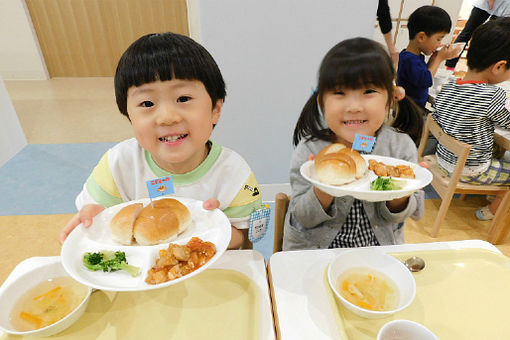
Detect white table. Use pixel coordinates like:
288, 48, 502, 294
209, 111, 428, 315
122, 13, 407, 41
268, 240, 500, 340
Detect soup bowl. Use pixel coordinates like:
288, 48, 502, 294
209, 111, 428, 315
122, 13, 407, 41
0, 258, 92, 337
328, 248, 416, 319
377, 319, 439, 340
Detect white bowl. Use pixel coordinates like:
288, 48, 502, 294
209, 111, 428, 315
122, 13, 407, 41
377, 319, 439, 340
0, 259, 92, 337
328, 248, 416, 319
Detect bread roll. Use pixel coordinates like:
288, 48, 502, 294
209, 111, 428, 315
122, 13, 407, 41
314, 143, 367, 185
338, 148, 368, 179
133, 198, 191, 246
110, 203, 143, 245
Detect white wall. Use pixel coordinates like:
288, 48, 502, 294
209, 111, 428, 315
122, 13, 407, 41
0, 75, 27, 167
0, 0, 48, 80
196, 0, 378, 184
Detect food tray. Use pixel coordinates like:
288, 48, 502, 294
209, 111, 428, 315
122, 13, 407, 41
1, 257, 260, 340
325, 248, 510, 340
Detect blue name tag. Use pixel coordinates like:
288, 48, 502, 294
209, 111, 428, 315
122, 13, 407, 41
248, 205, 271, 243
352, 134, 376, 152
145, 176, 175, 198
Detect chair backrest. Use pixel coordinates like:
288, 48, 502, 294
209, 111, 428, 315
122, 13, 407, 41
273, 192, 289, 253
417, 114, 472, 187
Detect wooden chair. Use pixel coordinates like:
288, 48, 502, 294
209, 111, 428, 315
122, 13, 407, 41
273, 193, 290, 253
417, 114, 510, 242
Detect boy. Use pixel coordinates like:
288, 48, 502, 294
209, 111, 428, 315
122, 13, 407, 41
60, 32, 262, 248
397, 6, 459, 109
432, 17, 510, 220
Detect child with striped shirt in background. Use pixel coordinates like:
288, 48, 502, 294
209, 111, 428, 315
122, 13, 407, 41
432, 17, 510, 220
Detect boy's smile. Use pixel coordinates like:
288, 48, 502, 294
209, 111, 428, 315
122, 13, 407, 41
127, 79, 222, 174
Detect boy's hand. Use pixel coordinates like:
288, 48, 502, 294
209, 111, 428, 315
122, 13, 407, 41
202, 198, 220, 210
59, 204, 104, 244
202, 198, 245, 249
437, 44, 460, 61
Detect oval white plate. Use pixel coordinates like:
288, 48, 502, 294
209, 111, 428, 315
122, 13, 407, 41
300, 155, 432, 202
61, 196, 231, 291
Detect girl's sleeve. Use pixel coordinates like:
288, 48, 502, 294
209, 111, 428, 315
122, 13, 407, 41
288, 142, 337, 229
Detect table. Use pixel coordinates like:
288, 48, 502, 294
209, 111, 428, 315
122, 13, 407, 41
1, 250, 276, 340
268, 240, 500, 340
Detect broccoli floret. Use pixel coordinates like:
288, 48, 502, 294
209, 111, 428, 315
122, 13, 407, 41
83, 252, 109, 272
82, 250, 140, 277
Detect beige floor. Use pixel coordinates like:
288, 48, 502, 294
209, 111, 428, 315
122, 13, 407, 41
5, 77, 133, 144
2, 77, 510, 285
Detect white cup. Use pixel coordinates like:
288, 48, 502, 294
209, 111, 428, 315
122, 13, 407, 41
377, 320, 439, 340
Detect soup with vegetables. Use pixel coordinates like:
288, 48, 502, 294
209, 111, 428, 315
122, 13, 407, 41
10, 276, 89, 331
337, 268, 399, 311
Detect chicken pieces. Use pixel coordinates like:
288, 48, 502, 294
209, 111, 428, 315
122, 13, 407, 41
368, 159, 415, 179
145, 237, 216, 285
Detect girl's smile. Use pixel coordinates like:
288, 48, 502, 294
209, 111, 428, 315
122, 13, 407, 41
322, 86, 389, 145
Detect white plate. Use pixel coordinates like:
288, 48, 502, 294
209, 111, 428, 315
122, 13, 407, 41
300, 155, 432, 202
61, 196, 231, 291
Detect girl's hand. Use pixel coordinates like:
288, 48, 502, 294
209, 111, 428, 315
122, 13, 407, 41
59, 204, 105, 244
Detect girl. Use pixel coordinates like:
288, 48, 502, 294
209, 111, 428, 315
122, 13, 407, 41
283, 37, 425, 250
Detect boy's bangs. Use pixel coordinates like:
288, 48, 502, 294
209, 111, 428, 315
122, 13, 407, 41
322, 55, 389, 91
124, 46, 203, 88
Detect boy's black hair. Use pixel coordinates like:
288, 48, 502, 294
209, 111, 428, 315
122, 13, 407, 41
114, 32, 226, 118
467, 17, 510, 72
407, 6, 451, 40
293, 37, 423, 146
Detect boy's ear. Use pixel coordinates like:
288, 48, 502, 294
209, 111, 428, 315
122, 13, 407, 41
212, 99, 223, 124
492, 60, 508, 73
416, 31, 427, 42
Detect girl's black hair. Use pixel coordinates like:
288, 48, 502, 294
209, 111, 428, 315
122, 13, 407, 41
114, 32, 226, 118
293, 37, 423, 146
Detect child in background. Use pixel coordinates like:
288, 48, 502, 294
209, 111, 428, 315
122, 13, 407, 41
283, 38, 425, 251
59, 32, 262, 248
397, 5, 459, 110
432, 17, 510, 221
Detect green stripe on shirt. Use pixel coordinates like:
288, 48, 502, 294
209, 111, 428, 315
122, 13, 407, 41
223, 197, 263, 219
85, 174, 123, 208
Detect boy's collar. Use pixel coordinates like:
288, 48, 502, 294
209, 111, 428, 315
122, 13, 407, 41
456, 78, 486, 85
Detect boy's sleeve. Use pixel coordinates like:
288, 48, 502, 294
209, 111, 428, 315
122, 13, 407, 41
222, 172, 263, 229
488, 89, 510, 128
398, 55, 433, 88
76, 151, 123, 210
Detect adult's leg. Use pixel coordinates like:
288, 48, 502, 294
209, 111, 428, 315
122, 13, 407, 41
445, 7, 491, 69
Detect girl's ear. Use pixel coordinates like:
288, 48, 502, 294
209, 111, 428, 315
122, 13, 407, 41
393, 85, 406, 102
212, 99, 223, 124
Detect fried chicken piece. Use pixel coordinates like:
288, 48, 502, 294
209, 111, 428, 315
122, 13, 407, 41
145, 237, 217, 285
397, 165, 416, 179
169, 244, 191, 261
154, 249, 179, 269
146, 267, 170, 284
387, 166, 400, 177
369, 160, 416, 178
